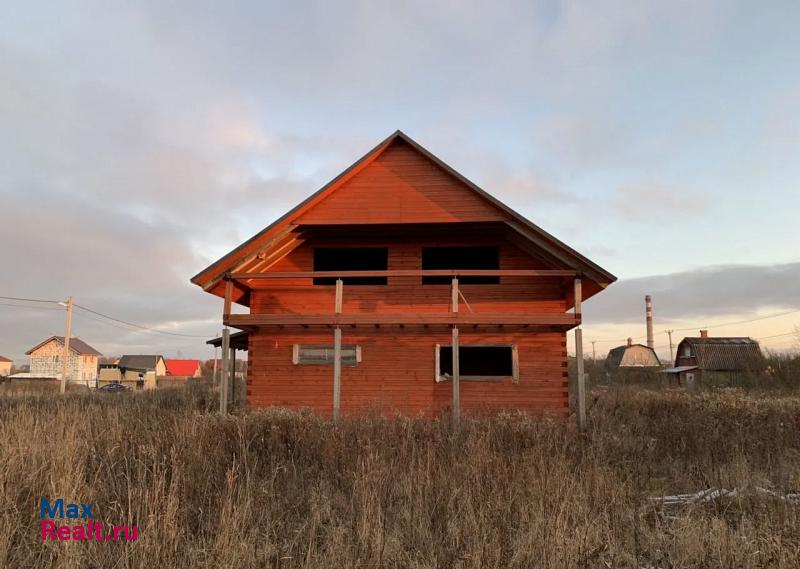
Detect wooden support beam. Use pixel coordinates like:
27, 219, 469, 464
333, 327, 342, 420
226, 313, 580, 327
220, 328, 230, 414
223, 278, 233, 317
230, 269, 577, 280
451, 277, 459, 313
574, 277, 586, 431
452, 326, 460, 422
229, 347, 236, 409
335, 278, 343, 314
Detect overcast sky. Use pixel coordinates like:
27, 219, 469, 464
1, 0, 799, 363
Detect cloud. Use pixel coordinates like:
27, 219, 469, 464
610, 184, 707, 219
585, 262, 800, 326
0, 0, 797, 364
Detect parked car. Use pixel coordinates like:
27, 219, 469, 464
99, 382, 130, 393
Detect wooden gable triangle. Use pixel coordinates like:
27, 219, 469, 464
294, 135, 506, 225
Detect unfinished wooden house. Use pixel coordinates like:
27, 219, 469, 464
192, 131, 616, 417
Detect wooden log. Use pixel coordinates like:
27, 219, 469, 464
230, 269, 577, 280
333, 327, 342, 420
451, 277, 459, 313
224, 278, 233, 317
220, 328, 230, 414
229, 347, 236, 409
452, 326, 460, 422
574, 277, 586, 431
226, 313, 579, 327
335, 278, 343, 314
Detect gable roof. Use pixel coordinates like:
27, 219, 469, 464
0, 356, 12, 363
118, 355, 165, 371
607, 343, 661, 368
25, 336, 102, 356
191, 130, 616, 296
164, 359, 201, 376
678, 337, 764, 371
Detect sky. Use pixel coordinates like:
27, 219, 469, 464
1, 0, 799, 364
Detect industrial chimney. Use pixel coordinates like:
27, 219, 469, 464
645, 295, 654, 349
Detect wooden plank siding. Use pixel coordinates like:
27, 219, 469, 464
295, 139, 505, 225
246, 329, 568, 417
243, 235, 571, 415
249, 238, 568, 316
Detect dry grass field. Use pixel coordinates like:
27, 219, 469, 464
1, 384, 799, 568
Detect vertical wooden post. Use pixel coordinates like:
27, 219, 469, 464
220, 328, 230, 414
223, 277, 233, 320
333, 328, 342, 420
60, 296, 73, 394
574, 278, 586, 431
333, 278, 343, 420
451, 277, 460, 422
229, 347, 236, 409
335, 278, 343, 314
452, 325, 460, 422
212, 346, 218, 385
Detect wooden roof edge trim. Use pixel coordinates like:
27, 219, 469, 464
190, 130, 404, 288
505, 221, 616, 285
392, 131, 616, 285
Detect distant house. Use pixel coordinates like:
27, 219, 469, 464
164, 359, 201, 378
0, 356, 12, 377
101, 355, 166, 389
606, 338, 661, 370
662, 330, 764, 386
25, 336, 102, 385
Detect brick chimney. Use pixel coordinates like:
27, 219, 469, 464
627, 337, 633, 347
699, 330, 709, 338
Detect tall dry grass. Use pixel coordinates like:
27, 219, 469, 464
0, 385, 798, 568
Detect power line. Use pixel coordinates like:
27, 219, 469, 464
73, 303, 211, 339
589, 308, 800, 343
0, 302, 64, 311
671, 309, 800, 332
0, 295, 61, 304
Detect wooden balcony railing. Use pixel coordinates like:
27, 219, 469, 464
221, 270, 582, 330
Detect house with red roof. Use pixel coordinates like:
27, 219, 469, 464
164, 359, 202, 378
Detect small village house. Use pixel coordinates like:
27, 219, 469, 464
606, 338, 661, 370
0, 356, 12, 377
25, 336, 101, 385
192, 131, 615, 417
662, 330, 764, 386
100, 355, 166, 389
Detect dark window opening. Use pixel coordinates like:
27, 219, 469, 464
313, 248, 388, 285
439, 346, 513, 378
422, 246, 500, 284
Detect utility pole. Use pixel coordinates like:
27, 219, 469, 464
665, 330, 674, 363
60, 296, 74, 394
